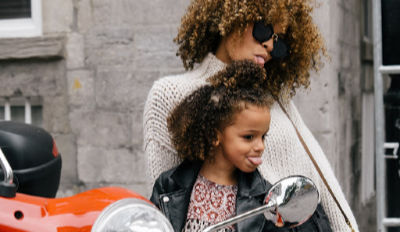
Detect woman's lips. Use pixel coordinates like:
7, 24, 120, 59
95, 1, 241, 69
254, 55, 266, 66
247, 156, 262, 166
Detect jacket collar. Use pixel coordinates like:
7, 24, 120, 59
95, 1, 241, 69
171, 159, 270, 197
171, 159, 202, 189
237, 169, 271, 197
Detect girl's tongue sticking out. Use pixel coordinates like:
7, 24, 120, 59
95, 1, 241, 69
248, 156, 262, 166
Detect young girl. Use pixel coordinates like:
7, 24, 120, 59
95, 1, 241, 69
150, 61, 332, 232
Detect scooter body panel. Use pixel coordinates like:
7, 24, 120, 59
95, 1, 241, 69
0, 187, 147, 232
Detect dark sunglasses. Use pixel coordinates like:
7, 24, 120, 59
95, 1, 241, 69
252, 22, 289, 59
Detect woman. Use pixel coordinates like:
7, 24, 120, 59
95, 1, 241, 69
143, 0, 358, 231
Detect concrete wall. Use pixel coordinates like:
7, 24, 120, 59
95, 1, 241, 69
0, 0, 374, 230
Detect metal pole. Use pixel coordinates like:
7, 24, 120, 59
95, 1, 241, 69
380, 65, 400, 74
4, 98, 11, 121
372, 0, 386, 231
25, 97, 32, 124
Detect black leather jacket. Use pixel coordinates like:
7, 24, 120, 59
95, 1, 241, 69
150, 160, 332, 232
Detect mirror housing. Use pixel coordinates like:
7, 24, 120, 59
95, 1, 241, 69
263, 175, 319, 227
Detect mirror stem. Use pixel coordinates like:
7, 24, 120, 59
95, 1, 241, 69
0, 148, 13, 184
202, 201, 275, 232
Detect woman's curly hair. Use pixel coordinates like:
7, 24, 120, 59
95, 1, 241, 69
175, 0, 326, 98
167, 60, 274, 161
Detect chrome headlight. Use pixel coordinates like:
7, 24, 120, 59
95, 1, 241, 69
91, 198, 173, 232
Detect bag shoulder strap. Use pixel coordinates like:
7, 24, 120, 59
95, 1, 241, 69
277, 100, 355, 232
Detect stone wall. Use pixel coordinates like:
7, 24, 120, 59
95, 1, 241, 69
0, 0, 374, 230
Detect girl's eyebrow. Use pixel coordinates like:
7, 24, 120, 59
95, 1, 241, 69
241, 129, 265, 133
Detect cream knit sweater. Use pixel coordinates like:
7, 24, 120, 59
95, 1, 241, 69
143, 53, 359, 232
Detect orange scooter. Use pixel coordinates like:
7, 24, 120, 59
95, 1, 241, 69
0, 121, 173, 232
0, 121, 319, 232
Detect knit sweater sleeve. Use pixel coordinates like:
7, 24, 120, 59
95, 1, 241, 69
143, 77, 183, 187
284, 101, 359, 232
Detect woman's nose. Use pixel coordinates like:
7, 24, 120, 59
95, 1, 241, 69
262, 39, 274, 53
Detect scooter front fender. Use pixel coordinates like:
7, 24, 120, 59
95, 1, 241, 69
0, 186, 148, 232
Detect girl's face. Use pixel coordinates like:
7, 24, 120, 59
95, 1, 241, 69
215, 104, 271, 173
215, 23, 283, 67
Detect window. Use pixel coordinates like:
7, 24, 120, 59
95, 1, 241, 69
0, 0, 42, 38
0, 97, 43, 126
0, 1, 31, 19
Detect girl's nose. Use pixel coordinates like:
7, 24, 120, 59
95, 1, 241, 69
262, 39, 274, 53
254, 138, 265, 152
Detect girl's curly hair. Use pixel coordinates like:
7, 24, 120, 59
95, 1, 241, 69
167, 60, 274, 161
175, 0, 326, 98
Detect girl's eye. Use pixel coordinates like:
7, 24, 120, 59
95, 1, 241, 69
243, 135, 253, 140
262, 133, 267, 140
